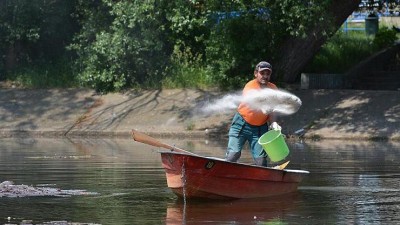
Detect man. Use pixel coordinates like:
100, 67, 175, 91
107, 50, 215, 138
225, 61, 281, 166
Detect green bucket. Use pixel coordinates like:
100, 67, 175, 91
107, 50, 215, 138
258, 130, 289, 162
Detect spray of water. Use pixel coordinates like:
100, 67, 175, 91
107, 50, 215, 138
201, 89, 302, 116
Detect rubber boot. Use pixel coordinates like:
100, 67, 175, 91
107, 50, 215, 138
254, 157, 268, 167
225, 151, 241, 162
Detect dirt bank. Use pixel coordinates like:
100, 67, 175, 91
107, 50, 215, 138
0, 86, 399, 141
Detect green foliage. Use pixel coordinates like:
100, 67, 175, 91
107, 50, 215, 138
0, 1, 41, 46
306, 25, 400, 74
69, 0, 337, 92
7, 58, 77, 88
166, 0, 209, 58
373, 26, 398, 48
205, 16, 271, 89
70, 0, 169, 92
0, 0, 78, 65
162, 46, 214, 89
70, 0, 213, 92
304, 31, 379, 73
1, 0, 360, 91
0, 0, 78, 84
203, 0, 333, 88
271, 0, 333, 37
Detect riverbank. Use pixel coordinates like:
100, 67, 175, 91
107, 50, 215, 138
0, 86, 399, 141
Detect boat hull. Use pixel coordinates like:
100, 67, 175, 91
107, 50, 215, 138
161, 152, 309, 199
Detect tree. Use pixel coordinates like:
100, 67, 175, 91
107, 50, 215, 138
0, 0, 42, 73
275, 0, 362, 82
67, 0, 367, 90
70, 0, 209, 92
202, 0, 362, 86
0, 0, 78, 74
1, 0, 363, 90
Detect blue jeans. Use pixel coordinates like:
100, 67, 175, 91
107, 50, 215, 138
226, 112, 269, 162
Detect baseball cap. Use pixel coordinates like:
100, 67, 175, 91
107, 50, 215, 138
256, 61, 272, 71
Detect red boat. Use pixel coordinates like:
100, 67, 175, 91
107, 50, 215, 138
132, 130, 309, 200
161, 151, 309, 199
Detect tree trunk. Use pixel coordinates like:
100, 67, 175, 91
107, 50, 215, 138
275, 0, 362, 83
5, 44, 17, 72
5, 41, 23, 72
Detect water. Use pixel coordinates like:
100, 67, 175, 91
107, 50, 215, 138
0, 138, 399, 224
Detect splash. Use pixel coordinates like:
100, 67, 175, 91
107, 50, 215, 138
201, 89, 302, 115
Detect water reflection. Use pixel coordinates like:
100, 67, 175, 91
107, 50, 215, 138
0, 138, 167, 225
0, 137, 399, 224
290, 140, 400, 225
165, 194, 300, 224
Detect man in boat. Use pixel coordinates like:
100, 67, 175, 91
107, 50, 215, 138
225, 61, 281, 166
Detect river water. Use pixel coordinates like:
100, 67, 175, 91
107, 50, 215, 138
0, 137, 399, 225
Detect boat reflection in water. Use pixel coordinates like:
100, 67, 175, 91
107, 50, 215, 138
165, 193, 300, 224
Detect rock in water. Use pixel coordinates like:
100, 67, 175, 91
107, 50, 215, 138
0, 180, 97, 197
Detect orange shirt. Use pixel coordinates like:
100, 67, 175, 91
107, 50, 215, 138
237, 79, 278, 126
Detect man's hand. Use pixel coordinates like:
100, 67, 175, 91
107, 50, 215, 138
270, 122, 281, 131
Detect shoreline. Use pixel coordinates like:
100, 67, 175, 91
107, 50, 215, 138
0, 88, 399, 141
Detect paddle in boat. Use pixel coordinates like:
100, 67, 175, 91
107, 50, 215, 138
131, 130, 309, 200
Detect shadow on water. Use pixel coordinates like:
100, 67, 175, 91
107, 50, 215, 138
0, 137, 399, 224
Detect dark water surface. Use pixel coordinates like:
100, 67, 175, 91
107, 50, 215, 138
0, 138, 399, 225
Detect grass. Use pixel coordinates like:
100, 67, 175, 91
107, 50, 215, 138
6, 59, 78, 88
162, 64, 214, 89
304, 22, 400, 74
304, 31, 379, 73
161, 47, 215, 89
